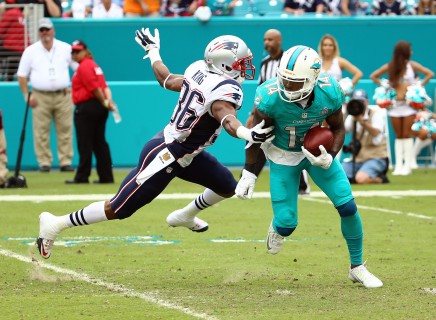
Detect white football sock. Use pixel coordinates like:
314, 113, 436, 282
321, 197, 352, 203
65, 201, 108, 227
180, 189, 226, 218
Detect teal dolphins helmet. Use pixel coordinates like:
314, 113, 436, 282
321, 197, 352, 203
276, 45, 321, 102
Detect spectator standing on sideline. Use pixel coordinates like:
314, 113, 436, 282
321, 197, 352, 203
0, 0, 30, 81
341, 89, 389, 184
370, 41, 434, 175
65, 40, 115, 185
92, 0, 124, 17
235, 45, 383, 288
0, 109, 7, 187
247, 29, 310, 194
36, 28, 273, 259
19, 0, 62, 17
17, 18, 76, 173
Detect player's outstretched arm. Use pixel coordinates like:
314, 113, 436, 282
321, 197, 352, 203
214, 100, 274, 144
135, 27, 183, 92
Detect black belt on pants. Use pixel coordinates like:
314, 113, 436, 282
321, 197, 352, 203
33, 88, 69, 95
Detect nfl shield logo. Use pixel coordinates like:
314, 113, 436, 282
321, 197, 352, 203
302, 113, 307, 119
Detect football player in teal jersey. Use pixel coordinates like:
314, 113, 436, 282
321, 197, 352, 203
235, 45, 383, 288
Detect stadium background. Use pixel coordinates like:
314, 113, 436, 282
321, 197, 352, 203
1, 16, 435, 168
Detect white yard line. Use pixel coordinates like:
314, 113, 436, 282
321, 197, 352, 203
0, 248, 218, 320
1, 190, 436, 202
302, 197, 436, 221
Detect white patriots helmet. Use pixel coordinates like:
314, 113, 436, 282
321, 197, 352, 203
204, 35, 255, 83
276, 45, 321, 102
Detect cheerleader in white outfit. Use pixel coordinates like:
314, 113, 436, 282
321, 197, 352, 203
370, 41, 434, 175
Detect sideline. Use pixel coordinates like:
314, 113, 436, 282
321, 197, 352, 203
0, 248, 218, 320
1, 190, 436, 202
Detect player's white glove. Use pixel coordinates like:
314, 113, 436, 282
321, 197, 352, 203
236, 120, 275, 149
235, 169, 257, 200
301, 145, 333, 170
135, 28, 160, 60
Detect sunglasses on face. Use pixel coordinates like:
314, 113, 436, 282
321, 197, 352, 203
71, 49, 82, 54
39, 28, 51, 32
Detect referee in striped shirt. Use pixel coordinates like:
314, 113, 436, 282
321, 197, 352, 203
246, 29, 310, 194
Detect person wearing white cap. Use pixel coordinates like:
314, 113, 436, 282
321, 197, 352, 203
17, 18, 78, 173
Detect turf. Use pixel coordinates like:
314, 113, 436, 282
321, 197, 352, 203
0, 168, 435, 320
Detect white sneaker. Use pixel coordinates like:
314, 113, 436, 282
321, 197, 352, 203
349, 263, 383, 288
266, 223, 284, 255
166, 209, 208, 232
36, 212, 61, 259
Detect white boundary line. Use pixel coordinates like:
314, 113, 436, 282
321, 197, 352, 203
0, 248, 218, 320
1, 190, 436, 202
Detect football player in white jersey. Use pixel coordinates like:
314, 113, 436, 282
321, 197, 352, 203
35, 28, 274, 259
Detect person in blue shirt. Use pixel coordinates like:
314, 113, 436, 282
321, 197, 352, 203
235, 45, 383, 288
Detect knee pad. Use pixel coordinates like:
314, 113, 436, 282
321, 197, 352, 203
336, 199, 357, 217
276, 226, 296, 237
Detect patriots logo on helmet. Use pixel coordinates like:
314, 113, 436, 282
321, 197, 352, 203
210, 41, 239, 55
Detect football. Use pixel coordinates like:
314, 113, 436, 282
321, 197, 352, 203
303, 126, 334, 156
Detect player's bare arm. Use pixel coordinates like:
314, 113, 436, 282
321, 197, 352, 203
212, 100, 240, 137
135, 27, 185, 92
151, 61, 184, 92
325, 108, 346, 158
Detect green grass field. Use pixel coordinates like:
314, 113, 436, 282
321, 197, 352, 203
1, 168, 435, 320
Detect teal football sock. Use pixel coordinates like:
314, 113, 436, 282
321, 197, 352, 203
341, 212, 363, 266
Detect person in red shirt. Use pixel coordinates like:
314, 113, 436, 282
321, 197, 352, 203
66, 40, 116, 184
0, 0, 30, 81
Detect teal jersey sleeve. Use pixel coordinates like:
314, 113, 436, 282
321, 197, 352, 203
254, 74, 344, 152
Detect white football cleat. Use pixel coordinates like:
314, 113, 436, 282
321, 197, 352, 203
36, 212, 62, 259
349, 263, 383, 288
266, 222, 284, 255
166, 209, 208, 232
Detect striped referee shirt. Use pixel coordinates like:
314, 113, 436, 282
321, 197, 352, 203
257, 50, 284, 85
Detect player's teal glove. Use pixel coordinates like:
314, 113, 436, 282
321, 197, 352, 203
235, 169, 257, 200
302, 145, 333, 170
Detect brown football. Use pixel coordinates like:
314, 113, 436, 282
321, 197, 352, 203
303, 126, 334, 156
